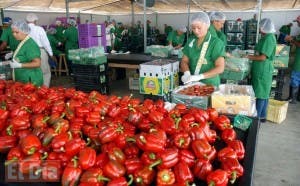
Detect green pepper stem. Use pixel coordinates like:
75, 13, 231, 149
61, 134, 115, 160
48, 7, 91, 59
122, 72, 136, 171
179, 138, 185, 147
28, 147, 36, 155
34, 168, 42, 176
127, 174, 133, 185
126, 137, 136, 143
41, 152, 48, 160
139, 135, 146, 144
4, 157, 18, 166
42, 116, 50, 123
86, 138, 91, 146
149, 159, 162, 169
97, 175, 110, 182
208, 181, 215, 186
175, 118, 181, 129
230, 171, 237, 184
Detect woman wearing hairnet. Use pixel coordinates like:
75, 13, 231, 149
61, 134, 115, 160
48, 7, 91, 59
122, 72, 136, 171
245, 18, 276, 122
209, 11, 227, 46
47, 28, 62, 56
180, 12, 225, 87
9, 20, 43, 86
63, 19, 78, 72
167, 26, 187, 49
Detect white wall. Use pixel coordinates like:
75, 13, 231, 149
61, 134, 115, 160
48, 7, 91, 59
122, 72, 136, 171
4, 10, 300, 35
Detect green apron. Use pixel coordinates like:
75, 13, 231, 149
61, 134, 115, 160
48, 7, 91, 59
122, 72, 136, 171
209, 25, 227, 47
13, 37, 43, 86
279, 25, 291, 35
251, 33, 276, 99
64, 26, 78, 60
0, 26, 20, 51
182, 32, 225, 87
47, 34, 62, 56
55, 26, 65, 43
114, 27, 123, 51
167, 30, 185, 47
293, 35, 300, 72
165, 26, 173, 35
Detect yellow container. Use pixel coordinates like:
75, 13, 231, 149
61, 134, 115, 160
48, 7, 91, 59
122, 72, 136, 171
266, 99, 288, 124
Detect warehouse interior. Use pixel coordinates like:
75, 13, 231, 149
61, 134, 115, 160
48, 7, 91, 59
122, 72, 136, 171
0, 0, 300, 186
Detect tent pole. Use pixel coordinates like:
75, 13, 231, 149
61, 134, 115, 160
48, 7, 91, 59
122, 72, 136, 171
0, 9, 4, 24
187, 0, 191, 41
131, 0, 135, 27
256, 0, 262, 43
143, 0, 147, 53
65, 0, 69, 20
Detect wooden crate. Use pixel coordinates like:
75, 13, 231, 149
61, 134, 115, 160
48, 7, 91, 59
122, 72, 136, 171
266, 99, 288, 124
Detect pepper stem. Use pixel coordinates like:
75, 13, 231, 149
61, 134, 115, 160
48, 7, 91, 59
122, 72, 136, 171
41, 152, 48, 160
34, 168, 42, 176
28, 147, 36, 155
97, 175, 110, 182
175, 118, 181, 129
6, 125, 13, 136
86, 138, 91, 146
149, 159, 162, 169
127, 174, 133, 185
230, 171, 237, 184
42, 116, 50, 123
4, 157, 18, 166
126, 137, 136, 143
161, 172, 171, 182
208, 181, 216, 186
139, 135, 146, 143
179, 138, 185, 147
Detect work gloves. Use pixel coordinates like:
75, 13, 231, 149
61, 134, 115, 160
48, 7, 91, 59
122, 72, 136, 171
4, 52, 13, 60
9, 59, 22, 69
181, 71, 205, 84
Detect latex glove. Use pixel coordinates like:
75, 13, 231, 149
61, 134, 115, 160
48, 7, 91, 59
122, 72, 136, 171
9, 59, 22, 69
181, 71, 191, 84
184, 74, 205, 84
4, 52, 13, 60
58, 42, 62, 46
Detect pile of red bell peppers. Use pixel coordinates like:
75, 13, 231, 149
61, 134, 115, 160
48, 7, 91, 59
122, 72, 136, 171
0, 80, 245, 186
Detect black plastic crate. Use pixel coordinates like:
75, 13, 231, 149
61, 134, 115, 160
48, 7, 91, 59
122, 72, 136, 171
72, 63, 107, 76
225, 20, 246, 33
227, 33, 245, 45
73, 74, 107, 85
75, 82, 109, 94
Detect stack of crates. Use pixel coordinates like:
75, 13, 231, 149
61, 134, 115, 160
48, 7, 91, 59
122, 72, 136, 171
0, 61, 11, 80
139, 59, 179, 101
225, 20, 246, 52
270, 68, 286, 100
245, 20, 257, 50
72, 63, 109, 94
78, 24, 98, 48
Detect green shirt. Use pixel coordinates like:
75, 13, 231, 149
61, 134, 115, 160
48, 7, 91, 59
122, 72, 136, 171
0, 26, 20, 51
47, 34, 62, 56
183, 32, 225, 87
251, 33, 276, 99
55, 26, 65, 43
293, 35, 300, 72
14, 37, 43, 86
279, 25, 291, 35
165, 26, 173, 35
208, 25, 227, 47
167, 30, 185, 47
64, 26, 78, 54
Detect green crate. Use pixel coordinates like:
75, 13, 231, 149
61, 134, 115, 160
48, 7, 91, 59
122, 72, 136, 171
220, 69, 249, 81
227, 33, 245, 45
246, 33, 256, 44
72, 56, 107, 65
234, 114, 252, 131
273, 56, 289, 68
246, 20, 257, 33
145, 45, 172, 58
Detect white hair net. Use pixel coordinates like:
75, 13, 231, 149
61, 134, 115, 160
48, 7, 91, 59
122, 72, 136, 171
177, 26, 187, 33
26, 13, 38, 22
260, 18, 276, 33
55, 20, 62, 25
210, 11, 226, 21
68, 19, 77, 26
11, 20, 31, 34
47, 27, 57, 35
191, 12, 210, 26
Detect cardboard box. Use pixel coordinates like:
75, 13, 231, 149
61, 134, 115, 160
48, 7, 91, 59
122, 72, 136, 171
170, 61, 180, 90
211, 84, 256, 116
129, 77, 139, 90
139, 59, 173, 96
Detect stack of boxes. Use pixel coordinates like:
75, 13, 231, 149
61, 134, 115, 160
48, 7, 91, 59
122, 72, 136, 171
78, 24, 99, 48
225, 20, 246, 52
139, 59, 179, 100
245, 20, 257, 50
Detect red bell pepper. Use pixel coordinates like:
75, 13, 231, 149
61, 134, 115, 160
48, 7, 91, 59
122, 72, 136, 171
65, 138, 86, 157
159, 117, 177, 135
191, 139, 212, 160
51, 100, 66, 114
75, 106, 90, 118
128, 109, 143, 125
156, 169, 175, 186
217, 147, 238, 162
103, 160, 126, 179
107, 104, 121, 118
174, 161, 194, 184
79, 168, 110, 184
221, 158, 244, 184
18, 152, 42, 174
51, 132, 72, 152
62, 158, 82, 186
124, 142, 140, 159
32, 114, 49, 129
214, 115, 232, 131
10, 115, 31, 131
124, 157, 143, 174
156, 148, 179, 169
134, 165, 156, 185
10, 106, 30, 118
137, 118, 153, 132
98, 125, 120, 144
95, 153, 109, 169
221, 128, 237, 144
206, 108, 219, 122
228, 140, 245, 160
190, 108, 208, 124
5, 147, 24, 165
178, 149, 195, 167
0, 136, 18, 153
141, 152, 158, 165
173, 132, 191, 149
86, 111, 101, 125
32, 100, 48, 114
189, 126, 208, 141
206, 169, 228, 186
107, 175, 133, 186
20, 134, 42, 155
53, 118, 70, 134
40, 159, 62, 181
79, 147, 96, 170
107, 147, 125, 164
136, 129, 167, 153
148, 110, 164, 124
0, 108, 9, 120
42, 128, 57, 146
193, 159, 213, 181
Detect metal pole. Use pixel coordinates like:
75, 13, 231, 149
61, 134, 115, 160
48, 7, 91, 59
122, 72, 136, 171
131, 1, 135, 27
187, 0, 191, 41
256, 0, 262, 43
0, 9, 4, 25
65, 0, 69, 20
143, 0, 147, 52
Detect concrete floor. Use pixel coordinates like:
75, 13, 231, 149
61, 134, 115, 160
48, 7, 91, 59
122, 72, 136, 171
51, 75, 300, 186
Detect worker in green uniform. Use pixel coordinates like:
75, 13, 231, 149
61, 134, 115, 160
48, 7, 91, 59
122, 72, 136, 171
9, 20, 43, 86
54, 20, 65, 43
167, 26, 186, 49
47, 28, 63, 56
278, 23, 293, 44
245, 18, 276, 122
113, 22, 124, 51
164, 24, 173, 36
180, 12, 226, 87
209, 11, 227, 47
0, 17, 20, 55
63, 19, 78, 72
285, 16, 300, 103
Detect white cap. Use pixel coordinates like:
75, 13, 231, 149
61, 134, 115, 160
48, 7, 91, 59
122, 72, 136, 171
26, 13, 39, 22
55, 20, 62, 25
191, 12, 210, 26
260, 18, 276, 33
178, 26, 187, 33
210, 11, 226, 21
